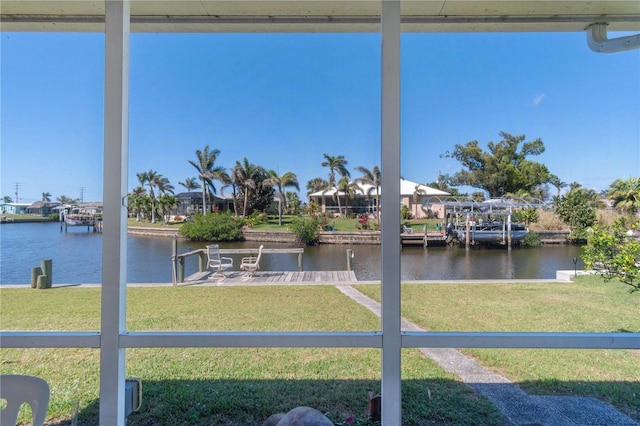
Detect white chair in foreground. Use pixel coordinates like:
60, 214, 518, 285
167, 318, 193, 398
0, 374, 50, 426
240, 245, 263, 277
207, 244, 234, 277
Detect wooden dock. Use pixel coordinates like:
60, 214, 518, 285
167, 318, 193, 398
182, 270, 358, 285
401, 231, 447, 247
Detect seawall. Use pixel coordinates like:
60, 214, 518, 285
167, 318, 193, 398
128, 227, 572, 245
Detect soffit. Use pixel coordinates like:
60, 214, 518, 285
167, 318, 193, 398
1, 1, 639, 32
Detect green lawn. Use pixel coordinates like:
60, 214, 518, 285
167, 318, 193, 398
356, 275, 640, 422
0, 213, 53, 222
1, 278, 638, 425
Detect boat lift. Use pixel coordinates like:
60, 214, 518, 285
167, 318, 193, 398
439, 197, 548, 248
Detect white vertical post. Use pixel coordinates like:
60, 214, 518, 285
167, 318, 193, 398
100, 1, 129, 424
380, 1, 402, 425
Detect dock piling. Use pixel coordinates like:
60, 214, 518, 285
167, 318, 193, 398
31, 259, 52, 289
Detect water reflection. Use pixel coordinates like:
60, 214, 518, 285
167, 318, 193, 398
1, 222, 585, 284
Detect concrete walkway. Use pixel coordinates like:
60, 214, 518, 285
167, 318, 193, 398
337, 285, 638, 426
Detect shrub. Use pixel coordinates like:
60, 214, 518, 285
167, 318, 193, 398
290, 216, 319, 245
514, 207, 539, 226
178, 212, 243, 242
553, 191, 596, 241
521, 231, 542, 247
582, 218, 640, 293
356, 214, 370, 230
246, 210, 268, 227
401, 205, 412, 220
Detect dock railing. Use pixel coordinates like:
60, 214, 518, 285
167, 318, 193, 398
172, 245, 305, 285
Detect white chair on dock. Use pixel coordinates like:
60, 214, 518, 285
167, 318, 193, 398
402, 224, 414, 234
240, 245, 263, 277
0, 374, 50, 426
207, 244, 233, 277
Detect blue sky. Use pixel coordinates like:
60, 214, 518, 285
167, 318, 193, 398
1, 31, 638, 204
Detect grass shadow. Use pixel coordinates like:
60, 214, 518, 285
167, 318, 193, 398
46, 378, 512, 426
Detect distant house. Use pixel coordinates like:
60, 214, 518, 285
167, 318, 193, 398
27, 201, 61, 216
308, 178, 450, 219
0, 202, 30, 215
174, 192, 234, 215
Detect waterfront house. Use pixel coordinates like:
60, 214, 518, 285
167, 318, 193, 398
27, 201, 61, 216
0, 202, 30, 215
308, 178, 450, 219
175, 192, 234, 216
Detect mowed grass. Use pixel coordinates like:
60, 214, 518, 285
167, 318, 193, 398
1, 285, 504, 425
356, 275, 640, 421
1, 279, 638, 424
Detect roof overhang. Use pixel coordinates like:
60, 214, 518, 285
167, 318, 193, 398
1, 1, 639, 33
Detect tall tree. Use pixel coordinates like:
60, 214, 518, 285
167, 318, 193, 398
234, 158, 266, 217
306, 177, 329, 210
42, 192, 51, 202
157, 193, 178, 223
285, 191, 301, 215
321, 153, 350, 217
143, 169, 173, 223
442, 131, 550, 198
548, 174, 568, 197
355, 165, 381, 225
178, 177, 201, 193
264, 170, 299, 226
553, 189, 597, 241
188, 146, 224, 214
412, 184, 426, 218
608, 177, 640, 214
56, 195, 77, 205
337, 176, 362, 215
128, 186, 148, 221
218, 169, 240, 216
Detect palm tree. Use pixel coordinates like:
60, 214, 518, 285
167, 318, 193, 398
42, 192, 52, 202
233, 158, 265, 217
264, 170, 299, 226
218, 169, 240, 216
143, 170, 173, 223
178, 177, 201, 193
337, 176, 362, 216
608, 177, 640, 214
569, 182, 582, 192
355, 165, 381, 225
56, 195, 76, 205
412, 184, 426, 218
321, 154, 350, 217
3, 196, 13, 203
157, 193, 178, 223
128, 186, 147, 221
188, 146, 224, 214
135, 170, 150, 218
306, 177, 330, 215
548, 174, 568, 197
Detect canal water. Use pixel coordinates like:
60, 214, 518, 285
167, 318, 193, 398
0, 222, 585, 285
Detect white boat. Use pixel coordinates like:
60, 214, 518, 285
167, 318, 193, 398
64, 207, 96, 227
442, 198, 538, 245
446, 220, 529, 244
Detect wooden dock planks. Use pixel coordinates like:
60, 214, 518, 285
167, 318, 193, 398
184, 270, 357, 285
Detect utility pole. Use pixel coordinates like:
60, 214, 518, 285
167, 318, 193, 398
14, 182, 20, 203
80, 187, 85, 203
